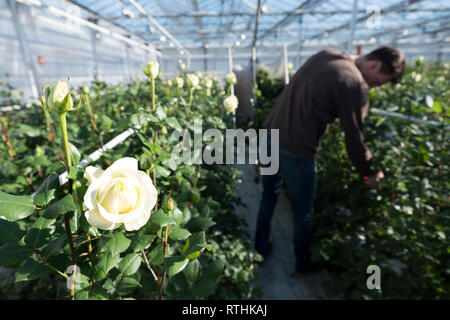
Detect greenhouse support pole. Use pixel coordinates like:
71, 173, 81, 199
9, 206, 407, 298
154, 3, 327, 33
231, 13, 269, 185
252, 46, 257, 84
228, 46, 235, 96
296, 16, 303, 68
124, 44, 131, 81
90, 30, 100, 80
347, 0, 358, 53
283, 43, 289, 85
203, 45, 208, 72
8, 0, 39, 98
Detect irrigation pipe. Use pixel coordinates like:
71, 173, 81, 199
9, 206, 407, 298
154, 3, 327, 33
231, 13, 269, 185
370, 108, 449, 129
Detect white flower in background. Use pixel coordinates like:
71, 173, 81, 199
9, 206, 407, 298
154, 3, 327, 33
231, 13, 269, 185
205, 78, 213, 88
287, 62, 294, 70
83, 157, 158, 231
415, 55, 425, 67
226, 72, 237, 85
223, 95, 238, 114
167, 79, 173, 86
414, 73, 422, 82
187, 73, 199, 88
178, 59, 186, 70
175, 77, 184, 88
144, 61, 160, 78
47, 80, 73, 113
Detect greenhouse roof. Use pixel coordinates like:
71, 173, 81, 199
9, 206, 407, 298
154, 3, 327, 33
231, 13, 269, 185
59, 0, 449, 53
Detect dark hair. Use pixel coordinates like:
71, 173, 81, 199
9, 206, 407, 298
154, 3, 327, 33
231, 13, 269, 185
365, 46, 405, 84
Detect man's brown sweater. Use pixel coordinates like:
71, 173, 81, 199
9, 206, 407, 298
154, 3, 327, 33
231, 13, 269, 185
263, 48, 377, 177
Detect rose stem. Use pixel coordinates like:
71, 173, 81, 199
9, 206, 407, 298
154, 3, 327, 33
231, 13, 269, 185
59, 112, 77, 300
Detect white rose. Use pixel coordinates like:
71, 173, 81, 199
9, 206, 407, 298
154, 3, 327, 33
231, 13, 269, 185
83, 157, 158, 231
175, 77, 184, 88
223, 95, 238, 114
145, 61, 160, 78
226, 72, 237, 85
187, 74, 199, 87
205, 79, 213, 88
48, 80, 73, 113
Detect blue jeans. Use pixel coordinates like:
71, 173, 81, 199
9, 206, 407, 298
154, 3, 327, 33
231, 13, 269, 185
255, 134, 317, 272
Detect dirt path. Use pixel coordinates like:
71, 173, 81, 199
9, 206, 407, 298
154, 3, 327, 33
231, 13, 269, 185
233, 164, 340, 300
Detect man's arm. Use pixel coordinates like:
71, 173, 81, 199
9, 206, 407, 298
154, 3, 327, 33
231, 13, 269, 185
335, 82, 378, 179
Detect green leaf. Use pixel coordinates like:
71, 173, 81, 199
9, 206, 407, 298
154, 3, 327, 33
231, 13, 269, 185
185, 216, 216, 232
95, 253, 121, 280
171, 208, 184, 225
162, 158, 178, 171
41, 194, 76, 219
15, 257, 48, 283
432, 101, 442, 114
69, 143, 81, 166
155, 165, 171, 177
41, 234, 66, 258
101, 232, 131, 256
68, 167, 78, 180
0, 191, 35, 221
32, 173, 59, 207
131, 233, 156, 252
165, 117, 182, 131
24, 217, 54, 249
15, 124, 41, 138
0, 219, 25, 244
0, 243, 30, 268
131, 113, 150, 127
149, 209, 176, 228
118, 253, 142, 276
155, 106, 167, 120
148, 242, 164, 265
116, 276, 142, 296
182, 232, 207, 259
169, 227, 191, 240
184, 259, 200, 285
165, 256, 189, 278
191, 260, 224, 298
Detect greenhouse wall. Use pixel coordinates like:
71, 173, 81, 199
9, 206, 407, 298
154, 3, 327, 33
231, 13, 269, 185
0, 0, 158, 101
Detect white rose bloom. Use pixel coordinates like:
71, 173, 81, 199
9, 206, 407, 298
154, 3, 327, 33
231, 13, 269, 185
83, 157, 158, 231
175, 77, 184, 88
187, 74, 199, 87
223, 95, 238, 114
205, 79, 213, 88
48, 80, 73, 112
145, 61, 160, 78
226, 72, 237, 85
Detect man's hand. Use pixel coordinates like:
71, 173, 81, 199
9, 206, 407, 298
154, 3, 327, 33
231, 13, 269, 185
364, 170, 384, 190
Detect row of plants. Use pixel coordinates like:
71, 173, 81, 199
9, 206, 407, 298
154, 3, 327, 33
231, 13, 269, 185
251, 57, 449, 299
0, 61, 262, 299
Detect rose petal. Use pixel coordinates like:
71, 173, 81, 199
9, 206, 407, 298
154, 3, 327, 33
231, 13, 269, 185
85, 208, 121, 231
123, 211, 151, 231
97, 201, 121, 224
108, 157, 138, 172
83, 175, 108, 210
118, 171, 157, 223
